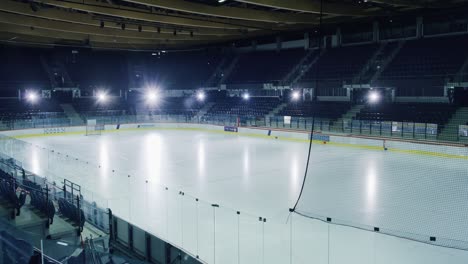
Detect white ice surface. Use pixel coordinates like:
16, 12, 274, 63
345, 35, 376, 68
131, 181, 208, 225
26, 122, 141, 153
7, 129, 468, 264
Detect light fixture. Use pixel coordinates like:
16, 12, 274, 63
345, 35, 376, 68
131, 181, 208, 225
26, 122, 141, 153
292, 91, 300, 101
368, 91, 380, 103
196, 91, 205, 101
242, 93, 250, 100
26, 91, 39, 103
97, 91, 107, 102
145, 89, 159, 105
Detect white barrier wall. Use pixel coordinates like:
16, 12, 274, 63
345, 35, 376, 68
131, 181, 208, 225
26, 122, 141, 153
1, 122, 467, 264
0, 126, 85, 137
2, 122, 467, 159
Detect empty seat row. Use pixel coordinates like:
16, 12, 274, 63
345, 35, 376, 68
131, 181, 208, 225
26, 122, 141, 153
278, 102, 351, 120
0, 179, 26, 217
0, 230, 34, 264
356, 103, 457, 126
29, 190, 55, 224
58, 198, 85, 229
207, 97, 281, 117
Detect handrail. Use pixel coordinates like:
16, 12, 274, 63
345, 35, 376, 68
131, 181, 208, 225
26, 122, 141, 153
33, 247, 63, 264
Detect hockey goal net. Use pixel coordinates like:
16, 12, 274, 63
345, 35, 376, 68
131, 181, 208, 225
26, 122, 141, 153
85, 119, 104, 136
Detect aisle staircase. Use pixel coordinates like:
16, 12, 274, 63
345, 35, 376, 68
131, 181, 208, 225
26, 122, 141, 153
369, 40, 405, 84
196, 102, 215, 119
352, 42, 387, 84
216, 55, 240, 86
60, 104, 84, 125
205, 56, 229, 87
454, 54, 468, 82
40, 54, 74, 88
282, 49, 324, 86
438, 107, 468, 141
282, 49, 317, 85
331, 104, 365, 132
265, 102, 288, 124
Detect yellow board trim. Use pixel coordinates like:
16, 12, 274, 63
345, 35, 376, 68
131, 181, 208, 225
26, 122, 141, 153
7, 125, 468, 160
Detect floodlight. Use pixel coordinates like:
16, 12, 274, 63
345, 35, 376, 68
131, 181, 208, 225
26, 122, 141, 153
26, 91, 39, 103
147, 91, 158, 101
242, 93, 250, 100
368, 91, 380, 103
292, 91, 300, 101
145, 90, 159, 105
97, 91, 107, 102
196, 91, 205, 101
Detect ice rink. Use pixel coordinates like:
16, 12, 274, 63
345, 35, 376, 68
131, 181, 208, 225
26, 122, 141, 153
6, 128, 468, 264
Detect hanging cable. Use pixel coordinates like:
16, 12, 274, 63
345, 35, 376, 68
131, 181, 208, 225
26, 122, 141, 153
290, 0, 324, 213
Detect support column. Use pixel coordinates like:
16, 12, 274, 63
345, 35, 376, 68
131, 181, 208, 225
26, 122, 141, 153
276, 36, 282, 52
416, 16, 424, 38
252, 40, 257, 51
373, 21, 380, 42
304, 32, 310, 50
335, 27, 342, 47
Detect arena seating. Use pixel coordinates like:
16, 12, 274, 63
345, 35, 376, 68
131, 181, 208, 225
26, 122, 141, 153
134, 96, 207, 116
1, 167, 55, 223
72, 98, 130, 118
0, 99, 66, 122
58, 198, 85, 229
357, 41, 400, 83
278, 101, 351, 120
378, 35, 468, 95
302, 44, 379, 84
0, 177, 26, 217
381, 35, 468, 80
29, 189, 56, 225
226, 49, 306, 84
0, 47, 49, 89
355, 103, 457, 125
207, 97, 281, 117
0, 230, 34, 264
21, 179, 56, 224
63, 51, 128, 91
1, 35, 468, 132
129, 51, 222, 89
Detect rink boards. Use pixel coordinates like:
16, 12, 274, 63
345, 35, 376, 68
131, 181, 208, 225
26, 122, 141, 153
1, 122, 467, 160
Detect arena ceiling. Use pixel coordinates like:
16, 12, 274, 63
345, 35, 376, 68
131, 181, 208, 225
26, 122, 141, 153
0, 0, 464, 50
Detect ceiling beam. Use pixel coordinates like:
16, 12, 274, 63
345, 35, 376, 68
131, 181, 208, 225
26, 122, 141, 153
0, 32, 187, 50
0, 11, 232, 41
0, 1, 241, 36
121, 0, 318, 24
234, 0, 368, 16
0, 23, 213, 46
32, 0, 275, 30
369, 1, 432, 8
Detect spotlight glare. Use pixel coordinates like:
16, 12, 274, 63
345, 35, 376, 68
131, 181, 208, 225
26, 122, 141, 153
145, 90, 159, 105
292, 91, 300, 101
147, 91, 157, 101
368, 91, 380, 103
196, 91, 205, 101
26, 91, 38, 103
97, 92, 107, 102
242, 93, 250, 100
